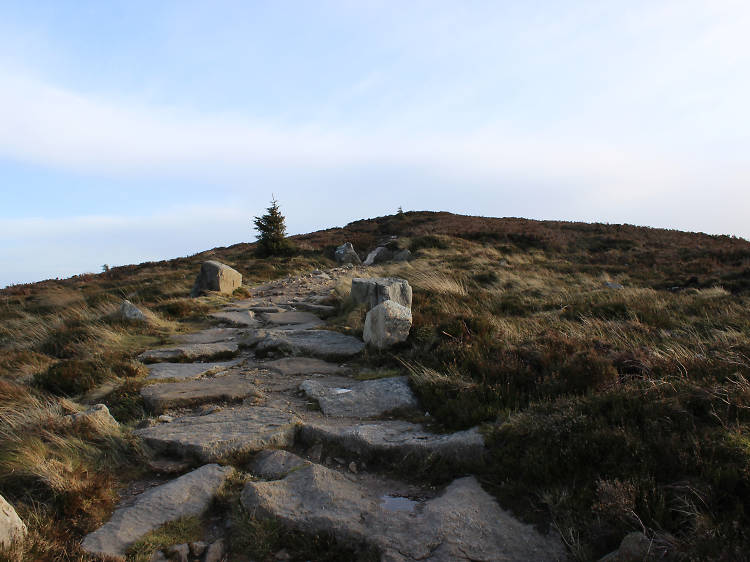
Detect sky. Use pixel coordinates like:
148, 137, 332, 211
1, 1, 748, 288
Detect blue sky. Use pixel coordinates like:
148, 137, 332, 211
1, 1, 748, 287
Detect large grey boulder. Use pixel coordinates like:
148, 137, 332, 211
363, 300, 412, 349
241, 465, 564, 561
0, 494, 26, 551
140, 375, 262, 414
350, 277, 412, 311
138, 342, 239, 363
363, 246, 394, 266
254, 329, 365, 360
190, 261, 242, 297
300, 376, 418, 418
134, 406, 299, 462
335, 242, 362, 265
82, 464, 233, 559
145, 360, 241, 381
298, 421, 485, 470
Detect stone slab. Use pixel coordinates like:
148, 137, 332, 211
299, 421, 485, 469
135, 407, 300, 462
289, 302, 337, 318
254, 330, 364, 360
210, 310, 258, 327
262, 310, 324, 328
82, 464, 233, 559
141, 375, 263, 414
138, 342, 239, 363
250, 450, 310, 480
172, 328, 243, 344
145, 360, 241, 381
300, 376, 418, 418
241, 465, 564, 561
262, 357, 348, 377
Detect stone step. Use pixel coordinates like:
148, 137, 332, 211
145, 360, 242, 381
82, 464, 233, 560
261, 357, 349, 376
261, 310, 325, 327
241, 458, 564, 561
253, 329, 365, 360
298, 421, 485, 471
210, 310, 259, 327
140, 374, 263, 414
172, 327, 244, 344
299, 376, 418, 418
134, 406, 299, 463
138, 342, 239, 364
288, 301, 337, 318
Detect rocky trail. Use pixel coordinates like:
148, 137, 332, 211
81, 265, 566, 561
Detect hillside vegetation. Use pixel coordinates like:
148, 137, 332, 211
2, 211, 750, 560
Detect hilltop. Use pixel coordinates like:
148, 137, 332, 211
1, 211, 750, 560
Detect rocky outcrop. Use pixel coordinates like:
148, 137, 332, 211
0, 494, 26, 551
350, 277, 412, 311
241, 465, 565, 561
363, 300, 412, 349
190, 261, 242, 297
134, 407, 300, 462
140, 374, 262, 414
300, 376, 418, 418
335, 242, 362, 265
81, 464, 233, 559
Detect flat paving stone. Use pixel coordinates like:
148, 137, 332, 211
289, 302, 337, 318
262, 310, 324, 327
300, 376, 418, 418
138, 342, 239, 363
262, 357, 349, 376
249, 306, 283, 313
141, 374, 263, 414
255, 329, 364, 360
250, 450, 310, 480
82, 464, 233, 559
172, 328, 243, 344
241, 464, 564, 561
210, 310, 259, 327
135, 407, 300, 462
145, 360, 241, 381
299, 421, 485, 469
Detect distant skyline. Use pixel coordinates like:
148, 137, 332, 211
1, 1, 749, 287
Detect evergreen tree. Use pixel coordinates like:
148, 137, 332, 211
253, 197, 293, 257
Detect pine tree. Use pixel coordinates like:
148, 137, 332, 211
253, 197, 293, 257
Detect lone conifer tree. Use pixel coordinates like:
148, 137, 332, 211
253, 197, 293, 257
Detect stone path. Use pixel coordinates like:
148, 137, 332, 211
83, 266, 566, 560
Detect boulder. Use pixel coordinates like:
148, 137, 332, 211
334, 242, 362, 265
350, 277, 412, 311
0, 494, 26, 551
363, 246, 393, 266
115, 300, 148, 322
82, 464, 233, 559
363, 300, 412, 349
190, 261, 242, 297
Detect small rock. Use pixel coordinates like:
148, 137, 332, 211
274, 549, 291, 560
334, 242, 362, 265
604, 281, 624, 290
158, 415, 174, 423
189, 541, 207, 557
363, 300, 412, 349
0, 493, 27, 550
348, 461, 357, 474
116, 299, 149, 322
166, 543, 189, 562
203, 538, 225, 562
66, 404, 119, 432
393, 249, 412, 262
307, 443, 323, 463
190, 261, 242, 298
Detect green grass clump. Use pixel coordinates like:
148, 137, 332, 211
33, 359, 111, 396
126, 516, 203, 562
